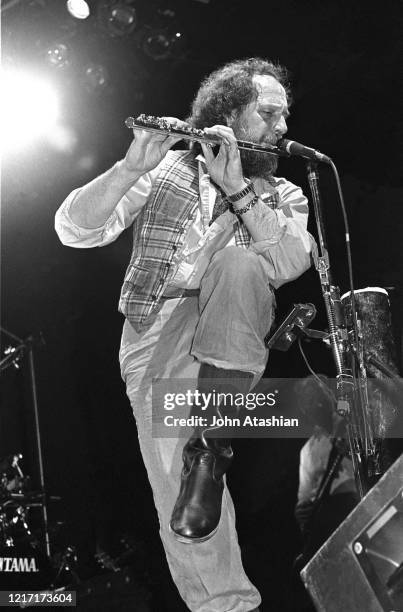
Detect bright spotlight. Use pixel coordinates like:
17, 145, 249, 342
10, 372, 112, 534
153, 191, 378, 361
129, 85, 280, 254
0, 69, 60, 154
66, 0, 90, 19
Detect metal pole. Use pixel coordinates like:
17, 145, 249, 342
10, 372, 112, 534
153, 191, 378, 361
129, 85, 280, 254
27, 340, 51, 558
305, 161, 371, 496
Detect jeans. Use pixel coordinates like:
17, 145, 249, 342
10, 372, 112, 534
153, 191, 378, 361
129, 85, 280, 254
120, 247, 274, 611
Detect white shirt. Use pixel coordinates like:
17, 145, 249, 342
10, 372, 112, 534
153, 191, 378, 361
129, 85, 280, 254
55, 158, 312, 290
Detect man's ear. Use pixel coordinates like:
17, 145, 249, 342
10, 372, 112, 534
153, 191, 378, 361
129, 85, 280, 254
225, 110, 238, 128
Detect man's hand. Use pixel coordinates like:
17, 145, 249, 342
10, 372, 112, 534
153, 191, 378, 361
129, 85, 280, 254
67, 117, 189, 230
201, 125, 246, 195
123, 117, 189, 175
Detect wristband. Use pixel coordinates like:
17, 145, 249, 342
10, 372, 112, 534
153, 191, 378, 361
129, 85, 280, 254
233, 194, 259, 216
227, 182, 254, 202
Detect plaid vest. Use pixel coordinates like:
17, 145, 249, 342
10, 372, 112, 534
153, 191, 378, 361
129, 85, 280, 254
119, 150, 279, 331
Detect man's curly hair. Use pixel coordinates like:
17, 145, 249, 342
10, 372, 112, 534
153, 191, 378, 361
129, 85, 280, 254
187, 58, 291, 129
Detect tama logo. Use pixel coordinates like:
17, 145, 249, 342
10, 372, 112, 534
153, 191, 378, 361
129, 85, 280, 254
0, 557, 39, 572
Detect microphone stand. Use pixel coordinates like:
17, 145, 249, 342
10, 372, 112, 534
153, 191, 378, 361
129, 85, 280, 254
1, 327, 51, 558
305, 161, 376, 498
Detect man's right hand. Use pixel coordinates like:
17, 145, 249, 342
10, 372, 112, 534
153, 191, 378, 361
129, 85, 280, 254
65, 117, 188, 231
123, 117, 188, 175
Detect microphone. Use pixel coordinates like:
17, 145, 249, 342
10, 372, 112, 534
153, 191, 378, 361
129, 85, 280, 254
278, 138, 331, 164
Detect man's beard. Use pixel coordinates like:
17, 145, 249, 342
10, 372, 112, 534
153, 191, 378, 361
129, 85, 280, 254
233, 121, 279, 180
239, 147, 279, 180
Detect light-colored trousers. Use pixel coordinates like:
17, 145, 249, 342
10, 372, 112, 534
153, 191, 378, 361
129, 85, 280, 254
120, 247, 273, 612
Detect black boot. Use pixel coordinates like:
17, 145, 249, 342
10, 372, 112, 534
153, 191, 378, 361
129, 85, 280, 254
170, 364, 252, 543
170, 434, 233, 542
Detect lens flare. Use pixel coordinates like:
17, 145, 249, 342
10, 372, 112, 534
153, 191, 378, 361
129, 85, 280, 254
0, 69, 60, 154
66, 0, 90, 20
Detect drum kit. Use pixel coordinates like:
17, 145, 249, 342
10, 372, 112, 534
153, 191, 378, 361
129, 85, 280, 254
0, 452, 145, 599
0, 452, 58, 590
1, 453, 31, 547
0, 329, 141, 596
0, 329, 72, 591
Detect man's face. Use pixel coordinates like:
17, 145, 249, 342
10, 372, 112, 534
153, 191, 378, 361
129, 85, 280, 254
231, 74, 289, 179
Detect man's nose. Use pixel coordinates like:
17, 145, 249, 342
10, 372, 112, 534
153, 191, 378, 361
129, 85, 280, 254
275, 116, 288, 137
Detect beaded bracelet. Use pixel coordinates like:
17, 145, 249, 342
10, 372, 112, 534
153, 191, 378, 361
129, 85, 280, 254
232, 194, 259, 216
227, 182, 254, 203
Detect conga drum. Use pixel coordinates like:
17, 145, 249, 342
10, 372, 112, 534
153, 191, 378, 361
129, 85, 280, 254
341, 287, 399, 376
340, 287, 400, 439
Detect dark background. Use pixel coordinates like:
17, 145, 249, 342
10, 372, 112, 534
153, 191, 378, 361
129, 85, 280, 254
1, 0, 402, 609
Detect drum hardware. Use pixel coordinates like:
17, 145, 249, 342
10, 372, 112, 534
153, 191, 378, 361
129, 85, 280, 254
0, 453, 29, 547
94, 534, 139, 573
0, 456, 44, 551
93, 536, 143, 579
1, 345, 23, 370
1, 327, 51, 558
1, 329, 82, 593
95, 551, 121, 573
50, 546, 80, 589
264, 303, 324, 350
0, 455, 77, 593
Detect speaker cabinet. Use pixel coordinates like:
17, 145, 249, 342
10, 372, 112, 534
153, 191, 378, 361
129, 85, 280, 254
301, 453, 403, 612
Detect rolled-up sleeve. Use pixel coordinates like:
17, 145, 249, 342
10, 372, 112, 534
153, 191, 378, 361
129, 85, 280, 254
55, 170, 156, 248
250, 178, 315, 287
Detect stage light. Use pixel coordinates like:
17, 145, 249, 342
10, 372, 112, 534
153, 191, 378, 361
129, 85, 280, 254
99, 2, 137, 37
46, 44, 71, 69
142, 30, 172, 60
0, 68, 60, 154
83, 64, 108, 91
66, 0, 90, 19
142, 29, 186, 61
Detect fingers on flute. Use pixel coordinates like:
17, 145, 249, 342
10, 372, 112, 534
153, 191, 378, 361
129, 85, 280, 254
131, 129, 153, 142
133, 129, 177, 145
200, 142, 215, 162
204, 125, 236, 147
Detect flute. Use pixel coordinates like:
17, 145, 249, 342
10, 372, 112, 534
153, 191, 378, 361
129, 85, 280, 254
125, 114, 290, 157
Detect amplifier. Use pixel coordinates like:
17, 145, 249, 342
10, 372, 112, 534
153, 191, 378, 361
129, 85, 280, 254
301, 453, 403, 612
